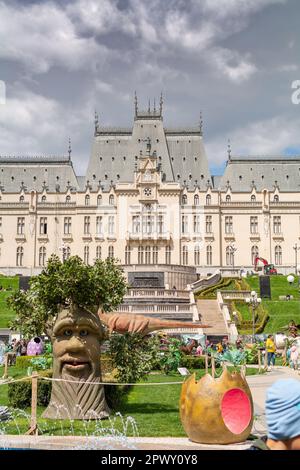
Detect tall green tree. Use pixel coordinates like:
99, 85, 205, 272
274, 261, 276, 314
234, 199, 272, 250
7, 254, 127, 338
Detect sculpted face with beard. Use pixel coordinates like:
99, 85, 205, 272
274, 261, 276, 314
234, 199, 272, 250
42, 305, 110, 420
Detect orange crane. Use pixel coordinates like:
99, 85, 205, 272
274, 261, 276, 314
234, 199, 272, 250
254, 257, 277, 275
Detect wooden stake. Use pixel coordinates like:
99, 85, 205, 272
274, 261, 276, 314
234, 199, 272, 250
258, 349, 262, 374
211, 356, 215, 378
2, 354, 8, 379
26, 371, 39, 436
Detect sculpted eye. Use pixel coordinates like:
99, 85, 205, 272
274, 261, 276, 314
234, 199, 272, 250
79, 329, 89, 337
63, 329, 73, 337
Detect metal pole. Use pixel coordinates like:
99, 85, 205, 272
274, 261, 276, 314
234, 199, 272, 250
26, 371, 39, 435
295, 244, 298, 275
252, 304, 255, 344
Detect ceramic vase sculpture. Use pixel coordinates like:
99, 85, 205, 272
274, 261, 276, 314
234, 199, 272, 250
180, 368, 254, 444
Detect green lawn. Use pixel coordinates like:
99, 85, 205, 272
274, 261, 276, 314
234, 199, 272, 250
0, 276, 19, 328
246, 274, 300, 300
0, 365, 261, 437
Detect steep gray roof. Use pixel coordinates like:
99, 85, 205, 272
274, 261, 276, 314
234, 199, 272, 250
219, 156, 300, 192
85, 112, 211, 190
0, 156, 79, 193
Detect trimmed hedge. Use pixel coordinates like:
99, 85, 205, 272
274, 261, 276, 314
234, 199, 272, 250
180, 355, 206, 369
15, 355, 42, 369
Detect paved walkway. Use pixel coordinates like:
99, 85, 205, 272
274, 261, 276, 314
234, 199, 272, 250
0, 366, 299, 450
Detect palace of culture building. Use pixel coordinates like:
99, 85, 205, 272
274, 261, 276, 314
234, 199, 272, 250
1, 95, 300, 288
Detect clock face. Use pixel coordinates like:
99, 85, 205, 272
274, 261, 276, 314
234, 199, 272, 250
144, 187, 152, 197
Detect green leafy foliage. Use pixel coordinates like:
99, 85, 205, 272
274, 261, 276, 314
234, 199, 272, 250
180, 355, 206, 369
8, 371, 52, 408
109, 333, 160, 383
216, 349, 246, 369
159, 338, 182, 374
7, 255, 127, 338
30, 356, 53, 370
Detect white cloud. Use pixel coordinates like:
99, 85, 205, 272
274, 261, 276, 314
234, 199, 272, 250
0, 1, 107, 74
210, 48, 257, 82
206, 115, 300, 167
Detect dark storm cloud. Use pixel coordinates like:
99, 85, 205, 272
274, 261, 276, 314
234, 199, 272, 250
0, 0, 300, 176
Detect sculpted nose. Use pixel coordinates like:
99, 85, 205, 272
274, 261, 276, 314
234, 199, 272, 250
65, 335, 85, 352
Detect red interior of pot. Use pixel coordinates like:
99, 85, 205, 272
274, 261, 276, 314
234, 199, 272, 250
221, 388, 252, 434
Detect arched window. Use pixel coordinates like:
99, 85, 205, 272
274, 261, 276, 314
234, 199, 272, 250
16, 246, 24, 266
96, 245, 101, 260
66, 195, 71, 203
226, 246, 234, 266
251, 246, 259, 266
226, 195, 231, 202
97, 195, 102, 206
206, 245, 212, 266
194, 245, 200, 265
39, 246, 46, 267
194, 194, 199, 206
41, 195, 46, 203
273, 195, 279, 203
19, 195, 24, 203
182, 194, 187, 205
206, 194, 211, 206
109, 194, 115, 205
85, 194, 90, 206
108, 245, 114, 259
182, 245, 188, 265
63, 246, 71, 262
275, 245, 282, 265
251, 195, 256, 202
84, 245, 89, 264
125, 246, 131, 265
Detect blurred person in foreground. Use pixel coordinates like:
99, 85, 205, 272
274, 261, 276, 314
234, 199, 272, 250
248, 379, 300, 450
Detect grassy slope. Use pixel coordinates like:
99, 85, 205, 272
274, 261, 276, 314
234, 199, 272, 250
236, 275, 300, 333
0, 366, 261, 437
0, 276, 19, 328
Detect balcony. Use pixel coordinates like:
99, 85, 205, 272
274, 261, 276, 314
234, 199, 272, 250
273, 232, 284, 241
204, 232, 214, 241
94, 233, 105, 241
224, 232, 235, 241
62, 233, 73, 242
82, 234, 92, 242
37, 234, 49, 242
126, 231, 172, 241
15, 234, 26, 242
249, 232, 260, 241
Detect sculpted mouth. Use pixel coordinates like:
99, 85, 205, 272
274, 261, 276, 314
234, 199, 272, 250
61, 359, 91, 372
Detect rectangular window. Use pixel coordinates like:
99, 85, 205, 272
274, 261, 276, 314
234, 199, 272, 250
182, 215, 188, 234
84, 246, 89, 264
125, 246, 131, 265
152, 246, 158, 264
206, 216, 212, 233
158, 214, 164, 234
84, 216, 90, 234
108, 216, 115, 235
132, 216, 140, 234
64, 217, 72, 235
39, 217, 48, 235
145, 246, 151, 264
96, 246, 101, 260
17, 217, 25, 235
273, 216, 281, 234
138, 246, 144, 264
193, 215, 200, 233
165, 246, 171, 265
225, 216, 233, 234
250, 216, 258, 234
96, 216, 103, 235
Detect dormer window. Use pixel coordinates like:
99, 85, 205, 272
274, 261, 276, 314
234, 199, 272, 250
41, 195, 46, 202
19, 195, 24, 202
66, 195, 71, 203
109, 195, 115, 205
182, 194, 187, 205
85, 195, 90, 206
206, 194, 211, 206
251, 195, 256, 202
226, 195, 231, 202
274, 195, 279, 202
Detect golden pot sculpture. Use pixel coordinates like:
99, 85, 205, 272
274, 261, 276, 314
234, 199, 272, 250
180, 368, 254, 444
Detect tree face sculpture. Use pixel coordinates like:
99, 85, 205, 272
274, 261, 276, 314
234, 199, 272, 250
8, 255, 210, 420
43, 305, 110, 420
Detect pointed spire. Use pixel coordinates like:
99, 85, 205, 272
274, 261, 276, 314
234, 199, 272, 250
94, 110, 99, 134
160, 92, 163, 115
134, 91, 138, 116
199, 111, 203, 136
153, 98, 156, 113
68, 138, 72, 159
148, 99, 150, 113
227, 138, 231, 160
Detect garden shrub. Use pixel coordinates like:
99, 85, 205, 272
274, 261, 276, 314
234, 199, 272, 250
15, 355, 42, 369
180, 355, 206, 369
8, 370, 52, 408
104, 384, 131, 409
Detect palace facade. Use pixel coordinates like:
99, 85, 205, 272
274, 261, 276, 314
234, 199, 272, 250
1, 96, 300, 285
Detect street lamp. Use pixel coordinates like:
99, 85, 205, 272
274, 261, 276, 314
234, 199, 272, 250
245, 290, 262, 343
293, 243, 300, 275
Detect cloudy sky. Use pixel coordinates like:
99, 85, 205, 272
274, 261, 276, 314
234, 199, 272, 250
0, 0, 300, 176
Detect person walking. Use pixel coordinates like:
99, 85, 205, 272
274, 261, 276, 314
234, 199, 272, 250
290, 345, 299, 370
266, 334, 276, 371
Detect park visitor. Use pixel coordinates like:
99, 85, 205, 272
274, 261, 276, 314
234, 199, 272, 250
266, 335, 276, 371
